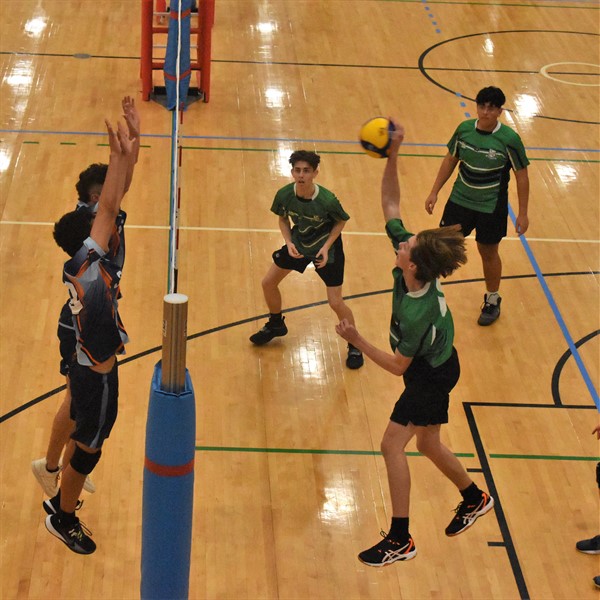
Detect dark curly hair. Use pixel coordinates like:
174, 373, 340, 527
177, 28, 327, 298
75, 163, 108, 205
289, 150, 320, 170
475, 86, 506, 108
53, 210, 94, 257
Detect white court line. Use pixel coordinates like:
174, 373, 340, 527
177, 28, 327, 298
0, 220, 598, 244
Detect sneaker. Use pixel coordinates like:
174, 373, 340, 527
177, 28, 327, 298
31, 458, 60, 497
477, 295, 501, 326
358, 532, 417, 567
594, 576, 600, 589
346, 344, 364, 369
445, 491, 494, 536
45, 513, 96, 554
82, 475, 96, 494
249, 317, 288, 345
576, 535, 600, 554
43, 494, 84, 516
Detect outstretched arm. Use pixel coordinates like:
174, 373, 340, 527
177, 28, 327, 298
380, 118, 405, 223
91, 120, 132, 252
122, 95, 140, 194
424, 152, 459, 214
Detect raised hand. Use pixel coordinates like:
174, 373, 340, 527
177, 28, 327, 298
122, 95, 140, 140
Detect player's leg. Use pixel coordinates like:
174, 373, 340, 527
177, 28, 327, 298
358, 421, 417, 566
261, 262, 290, 314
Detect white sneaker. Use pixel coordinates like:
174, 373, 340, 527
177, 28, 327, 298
31, 458, 60, 497
32, 458, 96, 495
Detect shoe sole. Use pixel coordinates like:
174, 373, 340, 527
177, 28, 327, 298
577, 548, 600, 555
249, 331, 287, 346
83, 477, 96, 494
44, 515, 96, 555
358, 548, 417, 567
446, 496, 495, 537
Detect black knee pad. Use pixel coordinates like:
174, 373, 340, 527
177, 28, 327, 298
70, 445, 101, 475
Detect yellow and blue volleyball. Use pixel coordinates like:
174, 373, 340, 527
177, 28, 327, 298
359, 117, 394, 158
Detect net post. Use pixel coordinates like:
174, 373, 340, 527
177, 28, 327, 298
141, 0, 154, 100
161, 293, 188, 393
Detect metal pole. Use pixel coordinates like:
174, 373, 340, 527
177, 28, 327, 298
161, 293, 188, 393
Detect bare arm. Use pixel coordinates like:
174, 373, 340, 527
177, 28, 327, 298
278, 215, 303, 258
514, 167, 530, 235
380, 119, 405, 223
122, 96, 141, 194
91, 120, 132, 252
336, 319, 413, 376
424, 152, 459, 214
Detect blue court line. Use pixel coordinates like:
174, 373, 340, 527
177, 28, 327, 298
508, 205, 600, 410
1, 128, 598, 153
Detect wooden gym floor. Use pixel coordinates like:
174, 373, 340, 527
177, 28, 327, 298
0, 1, 599, 598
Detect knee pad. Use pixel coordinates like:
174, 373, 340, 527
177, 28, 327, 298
70, 445, 102, 475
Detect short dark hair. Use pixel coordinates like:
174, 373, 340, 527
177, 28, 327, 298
410, 225, 467, 282
75, 163, 108, 205
53, 210, 93, 257
289, 150, 320, 170
475, 86, 506, 108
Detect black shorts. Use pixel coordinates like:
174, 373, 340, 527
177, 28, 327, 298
596, 462, 600, 489
69, 360, 119, 449
440, 199, 508, 245
57, 301, 76, 376
272, 236, 345, 287
390, 348, 460, 426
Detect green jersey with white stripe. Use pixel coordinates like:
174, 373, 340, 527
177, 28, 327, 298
271, 183, 350, 261
447, 119, 529, 214
386, 219, 455, 367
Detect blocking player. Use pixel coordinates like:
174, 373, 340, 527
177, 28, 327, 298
43, 115, 134, 555
336, 119, 494, 566
32, 97, 139, 499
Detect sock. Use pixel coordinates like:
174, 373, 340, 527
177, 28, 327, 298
460, 482, 482, 502
46, 462, 60, 473
486, 292, 499, 305
389, 517, 409, 541
59, 509, 77, 525
269, 312, 283, 323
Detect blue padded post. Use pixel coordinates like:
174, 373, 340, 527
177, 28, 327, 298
141, 362, 195, 600
164, 0, 192, 110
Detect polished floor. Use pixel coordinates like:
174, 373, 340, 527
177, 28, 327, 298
1, 1, 599, 599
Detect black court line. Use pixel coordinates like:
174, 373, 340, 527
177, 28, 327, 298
465, 401, 598, 600
1, 270, 597, 425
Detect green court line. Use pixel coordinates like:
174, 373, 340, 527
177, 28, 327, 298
22, 140, 39, 144
59, 141, 76, 146
196, 446, 599, 461
490, 453, 600, 461
196, 445, 474, 457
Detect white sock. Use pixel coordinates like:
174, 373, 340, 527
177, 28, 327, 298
486, 292, 499, 305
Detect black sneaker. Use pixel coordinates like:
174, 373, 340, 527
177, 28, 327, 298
576, 535, 600, 554
249, 317, 288, 345
45, 513, 96, 554
346, 344, 364, 369
445, 491, 494, 536
477, 295, 501, 326
358, 532, 417, 567
594, 575, 600, 589
43, 494, 84, 516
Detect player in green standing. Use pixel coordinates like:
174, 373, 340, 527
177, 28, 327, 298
425, 86, 530, 325
250, 150, 364, 369
336, 118, 494, 566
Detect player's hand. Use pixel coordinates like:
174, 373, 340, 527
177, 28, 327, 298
314, 247, 329, 269
335, 319, 359, 345
116, 120, 133, 155
425, 193, 438, 215
122, 96, 140, 140
287, 242, 303, 259
515, 213, 529, 236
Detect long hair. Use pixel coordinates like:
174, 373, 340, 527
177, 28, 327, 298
411, 224, 467, 282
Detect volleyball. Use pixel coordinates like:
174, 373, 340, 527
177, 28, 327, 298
359, 117, 394, 158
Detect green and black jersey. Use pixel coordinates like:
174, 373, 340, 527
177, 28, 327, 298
447, 119, 529, 214
385, 219, 455, 368
271, 183, 350, 261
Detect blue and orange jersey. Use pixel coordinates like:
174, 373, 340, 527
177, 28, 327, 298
63, 231, 129, 366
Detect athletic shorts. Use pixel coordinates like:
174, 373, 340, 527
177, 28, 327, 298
596, 462, 600, 489
272, 237, 345, 287
440, 200, 508, 245
390, 348, 460, 426
57, 301, 77, 376
69, 360, 119, 449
